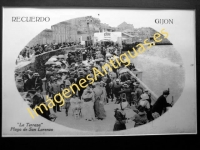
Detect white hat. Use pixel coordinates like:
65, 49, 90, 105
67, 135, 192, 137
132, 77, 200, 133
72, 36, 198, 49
141, 93, 149, 100
116, 79, 120, 82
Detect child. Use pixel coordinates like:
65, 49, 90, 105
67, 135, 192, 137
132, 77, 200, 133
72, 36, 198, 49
70, 95, 82, 118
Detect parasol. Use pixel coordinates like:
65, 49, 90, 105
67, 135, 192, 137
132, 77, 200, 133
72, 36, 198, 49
58, 55, 65, 58
48, 57, 57, 62
58, 69, 69, 73
51, 55, 58, 58
55, 61, 62, 65
45, 61, 56, 65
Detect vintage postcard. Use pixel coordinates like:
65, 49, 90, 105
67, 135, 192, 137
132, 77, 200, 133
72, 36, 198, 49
2, 8, 196, 136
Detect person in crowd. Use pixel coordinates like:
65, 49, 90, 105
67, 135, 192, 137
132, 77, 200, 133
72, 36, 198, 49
23, 74, 32, 92
34, 73, 43, 92
113, 108, 127, 131
100, 81, 107, 104
151, 90, 173, 116
93, 82, 106, 120
49, 77, 61, 113
132, 106, 148, 127
70, 94, 82, 117
137, 93, 154, 121
119, 83, 133, 106
109, 69, 117, 81
143, 89, 152, 106
35, 86, 51, 119
76, 71, 88, 99
103, 76, 113, 102
81, 85, 95, 121
28, 88, 51, 120
62, 80, 72, 116
57, 74, 63, 86
132, 82, 143, 105
112, 79, 122, 104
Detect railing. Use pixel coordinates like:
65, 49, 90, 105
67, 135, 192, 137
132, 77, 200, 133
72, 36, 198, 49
128, 70, 159, 105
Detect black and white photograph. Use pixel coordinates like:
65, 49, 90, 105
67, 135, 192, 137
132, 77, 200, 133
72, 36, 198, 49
2, 8, 196, 136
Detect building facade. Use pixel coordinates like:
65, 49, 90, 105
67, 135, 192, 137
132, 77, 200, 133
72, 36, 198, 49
27, 16, 167, 47
51, 16, 102, 44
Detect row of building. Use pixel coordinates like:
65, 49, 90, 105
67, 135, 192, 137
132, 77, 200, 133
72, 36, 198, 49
27, 16, 155, 47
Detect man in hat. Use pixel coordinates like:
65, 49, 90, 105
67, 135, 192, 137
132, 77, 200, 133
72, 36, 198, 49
35, 86, 51, 120
151, 90, 172, 116
27, 89, 50, 120
50, 78, 61, 112
103, 76, 113, 102
113, 79, 122, 104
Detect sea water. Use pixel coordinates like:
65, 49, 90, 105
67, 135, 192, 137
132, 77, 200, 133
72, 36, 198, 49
130, 45, 185, 104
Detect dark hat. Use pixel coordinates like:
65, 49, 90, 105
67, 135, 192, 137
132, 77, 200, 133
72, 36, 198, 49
83, 68, 88, 72
79, 71, 84, 75
27, 90, 36, 94
70, 72, 75, 75
33, 73, 40, 76
163, 90, 170, 95
69, 68, 75, 72
71, 62, 75, 65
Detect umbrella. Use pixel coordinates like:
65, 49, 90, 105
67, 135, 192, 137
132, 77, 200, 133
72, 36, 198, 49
55, 61, 62, 65
58, 55, 65, 58
58, 69, 68, 73
51, 55, 58, 58
45, 61, 56, 65
48, 57, 57, 62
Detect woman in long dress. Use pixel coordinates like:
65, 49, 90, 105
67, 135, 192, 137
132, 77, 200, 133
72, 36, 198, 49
93, 82, 106, 120
100, 81, 107, 104
81, 85, 95, 121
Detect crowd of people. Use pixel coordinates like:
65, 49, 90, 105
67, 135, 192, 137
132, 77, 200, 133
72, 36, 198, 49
15, 43, 173, 131
16, 42, 81, 64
